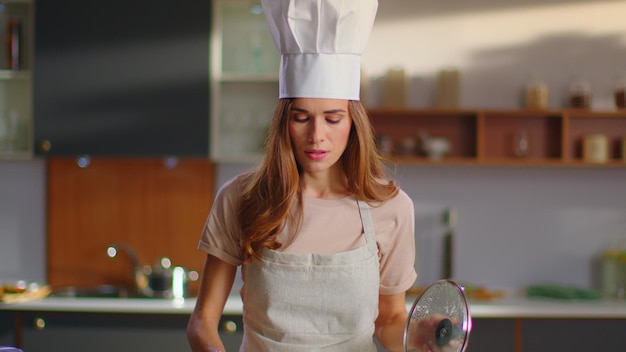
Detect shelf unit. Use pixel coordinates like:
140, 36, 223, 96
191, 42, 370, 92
0, 0, 33, 159
368, 108, 626, 167
210, 0, 279, 162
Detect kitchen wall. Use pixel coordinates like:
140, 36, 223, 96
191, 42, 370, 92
363, 0, 626, 110
0, 159, 46, 283
216, 163, 626, 291
1, 0, 626, 290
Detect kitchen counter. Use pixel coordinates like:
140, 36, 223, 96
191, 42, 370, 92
464, 295, 626, 319
2, 294, 626, 319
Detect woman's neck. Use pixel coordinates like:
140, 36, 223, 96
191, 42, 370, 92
301, 169, 350, 200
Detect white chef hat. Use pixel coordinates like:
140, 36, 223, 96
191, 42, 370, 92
261, 0, 378, 100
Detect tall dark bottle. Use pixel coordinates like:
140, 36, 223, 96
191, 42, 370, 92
6, 17, 22, 70
442, 207, 457, 279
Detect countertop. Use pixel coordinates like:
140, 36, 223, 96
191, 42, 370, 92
2, 294, 626, 319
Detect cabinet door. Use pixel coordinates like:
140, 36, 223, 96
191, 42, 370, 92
0, 311, 17, 346
0, 0, 33, 158
33, 0, 211, 156
465, 318, 516, 352
20, 312, 190, 352
522, 318, 626, 351
19, 312, 243, 352
211, 0, 280, 161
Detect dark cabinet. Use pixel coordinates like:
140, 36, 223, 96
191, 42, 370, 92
1, 311, 243, 352
33, 0, 211, 156
465, 318, 516, 352
465, 318, 626, 352
521, 318, 626, 351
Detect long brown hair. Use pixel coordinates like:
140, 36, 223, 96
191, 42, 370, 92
238, 98, 398, 263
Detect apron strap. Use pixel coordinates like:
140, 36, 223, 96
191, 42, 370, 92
357, 199, 378, 254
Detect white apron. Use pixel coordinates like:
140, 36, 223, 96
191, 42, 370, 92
241, 200, 380, 352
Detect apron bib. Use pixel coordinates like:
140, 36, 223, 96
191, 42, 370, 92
241, 200, 379, 352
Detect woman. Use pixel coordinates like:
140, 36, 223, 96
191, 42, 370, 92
187, 97, 416, 351
188, 1, 416, 350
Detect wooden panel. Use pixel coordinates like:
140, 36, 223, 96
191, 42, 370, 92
46, 157, 215, 295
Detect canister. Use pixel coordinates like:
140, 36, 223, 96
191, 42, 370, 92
524, 79, 548, 110
382, 67, 407, 108
436, 68, 460, 108
582, 134, 609, 163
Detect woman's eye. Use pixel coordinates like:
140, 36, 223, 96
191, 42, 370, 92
292, 114, 309, 122
326, 116, 343, 124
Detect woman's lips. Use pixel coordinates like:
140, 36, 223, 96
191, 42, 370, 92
304, 150, 328, 161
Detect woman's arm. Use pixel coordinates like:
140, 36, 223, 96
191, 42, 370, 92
187, 254, 237, 352
375, 292, 408, 352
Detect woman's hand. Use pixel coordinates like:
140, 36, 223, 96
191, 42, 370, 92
406, 314, 459, 352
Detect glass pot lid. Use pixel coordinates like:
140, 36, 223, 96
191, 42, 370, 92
404, 280, 472, 352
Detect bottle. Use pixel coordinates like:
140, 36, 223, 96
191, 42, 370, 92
513, 129, 530, 158
617, 249, 626, 300
601, 244, 620, 299
442, 208, 457, 279
6, 17, 22, 70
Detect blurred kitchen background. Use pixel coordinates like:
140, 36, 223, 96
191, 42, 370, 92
1, 0, 626, 293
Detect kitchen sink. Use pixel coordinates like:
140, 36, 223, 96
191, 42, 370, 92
52, 284, 133, 298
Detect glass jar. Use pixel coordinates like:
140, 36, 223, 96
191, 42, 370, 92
568, 76, 591, 109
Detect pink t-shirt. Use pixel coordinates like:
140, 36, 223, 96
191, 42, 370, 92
198, 175, 417, 295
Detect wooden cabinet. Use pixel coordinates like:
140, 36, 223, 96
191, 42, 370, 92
0, 0, 33, 159
210, 0, 279, 161
33, 0, 211, 156
369, 109, 626, 166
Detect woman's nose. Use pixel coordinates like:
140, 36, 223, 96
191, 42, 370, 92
309, 118, 325, 142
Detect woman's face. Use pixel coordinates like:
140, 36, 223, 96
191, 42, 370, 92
288, 98, 352, 176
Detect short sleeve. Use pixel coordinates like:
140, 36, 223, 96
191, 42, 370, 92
197, 176, 245, 266
372, 190, 417, 295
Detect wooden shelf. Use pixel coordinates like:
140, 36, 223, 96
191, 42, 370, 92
368, 108, 626, 167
